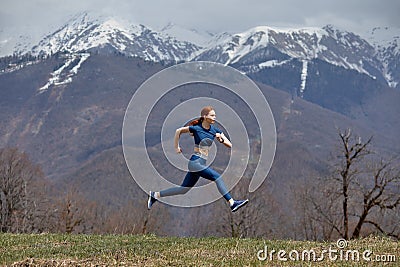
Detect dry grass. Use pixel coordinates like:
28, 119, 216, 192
0, 233, 398, 266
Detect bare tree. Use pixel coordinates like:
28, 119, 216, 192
303, 129, 400, 240
337, 129, 373, 239
0, 147, 45, 233
300, 177, 344, 240
351, 160, 400, 239
101, 199, 162, 235
50, 184, 100, 234
294, 180, 338, 240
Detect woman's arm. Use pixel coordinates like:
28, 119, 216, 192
174, 126, 190, 153
216, 132, 232, 148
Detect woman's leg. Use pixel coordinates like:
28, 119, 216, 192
197, 166, 232, 201
158, 172, 200, 197
196, 167, 249, 212
148, 162, 248, 212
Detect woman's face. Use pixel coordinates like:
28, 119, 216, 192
204, 109, 216, 124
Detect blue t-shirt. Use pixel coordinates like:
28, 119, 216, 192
189, 124, 222, 147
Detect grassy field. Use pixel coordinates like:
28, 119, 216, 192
0, 233, 398, 266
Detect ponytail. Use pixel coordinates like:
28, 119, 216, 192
183, 106, 214, 127
184, 117, 203, 127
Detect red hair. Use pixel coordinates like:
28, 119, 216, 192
184, 106, 214, 126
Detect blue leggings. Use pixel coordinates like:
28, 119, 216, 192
159, 155, 232, 201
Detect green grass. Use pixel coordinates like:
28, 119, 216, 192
0, 233, 398, 266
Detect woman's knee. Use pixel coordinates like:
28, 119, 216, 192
208, 169, 221, 181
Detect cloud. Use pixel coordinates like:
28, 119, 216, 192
0, 0, 399, 39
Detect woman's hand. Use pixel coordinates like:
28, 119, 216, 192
216, 133, 232, 148
175, 146, 182, 154
215, 133, 224, 143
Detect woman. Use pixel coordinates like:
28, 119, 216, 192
147, 106, 249, 212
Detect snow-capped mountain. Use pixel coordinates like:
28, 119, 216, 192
1, 12, 399, 95
196, 25, 384, 81
1, 12, 202, 92
30, 12, 200, 62
366, 26, 400, 88
158, 22, 234, 49
3, 12, 398, 87
159, 22, 215, 47
192, 24, 400, 115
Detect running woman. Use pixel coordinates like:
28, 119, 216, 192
147, 106, 249, 212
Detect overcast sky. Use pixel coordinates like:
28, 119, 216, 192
1, 0, 399, 39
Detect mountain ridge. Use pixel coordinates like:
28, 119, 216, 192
1, 12, 398, 89
195, 24, 387, 84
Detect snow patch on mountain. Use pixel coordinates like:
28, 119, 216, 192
259, 59, 291, 68
300, 60, 308, 96
39, 53, 90, 92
